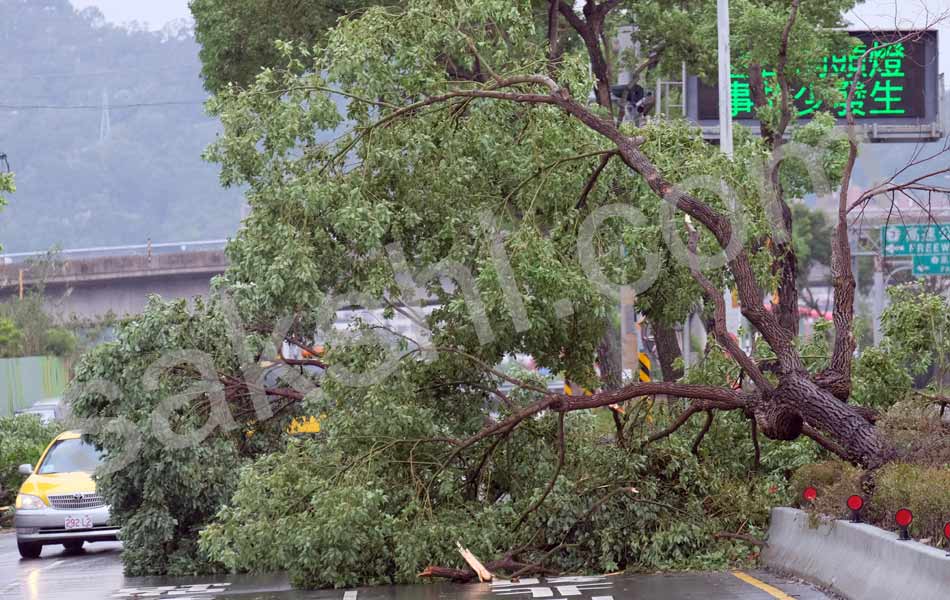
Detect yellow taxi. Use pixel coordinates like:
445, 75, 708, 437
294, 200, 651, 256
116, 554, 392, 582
14, 431, 118, 559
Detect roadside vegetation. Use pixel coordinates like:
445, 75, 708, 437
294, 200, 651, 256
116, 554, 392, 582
0, 293, 78, 359
0, 414, 61, 524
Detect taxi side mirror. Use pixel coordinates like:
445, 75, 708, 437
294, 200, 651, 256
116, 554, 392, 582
18, 464, 33, 476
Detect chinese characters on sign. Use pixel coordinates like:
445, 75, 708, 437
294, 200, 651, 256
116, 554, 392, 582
697, 31, 935, 121
914, 254, 950, 276
881, 224, 950, 256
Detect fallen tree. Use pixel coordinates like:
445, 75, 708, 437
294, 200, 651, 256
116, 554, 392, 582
71, 0, 950, 586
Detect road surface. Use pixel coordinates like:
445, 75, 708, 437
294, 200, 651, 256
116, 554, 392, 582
0, 531, 833, 600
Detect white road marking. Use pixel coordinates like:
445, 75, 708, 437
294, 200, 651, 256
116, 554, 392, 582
344, 591, 358, 600
113, 583, 231, 598
494, 587, 554, 597
556, 586, 581, 596
492, 579, 541, 588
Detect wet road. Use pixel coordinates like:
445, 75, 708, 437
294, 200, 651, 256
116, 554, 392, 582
0, 531, 832, 600
0, 530, 125, 600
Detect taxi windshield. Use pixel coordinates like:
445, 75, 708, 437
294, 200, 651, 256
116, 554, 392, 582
37, 438, 103, 474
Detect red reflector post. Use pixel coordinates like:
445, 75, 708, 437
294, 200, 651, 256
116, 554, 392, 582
896, 509, 913, 527
896, 508, 913, 541
847, 495, 864, 523
803, 487, 817, 503
944, 523, 950, 556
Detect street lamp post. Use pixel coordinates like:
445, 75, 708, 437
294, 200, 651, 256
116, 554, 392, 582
717, 0, 734, 158
717, 0, 740, 337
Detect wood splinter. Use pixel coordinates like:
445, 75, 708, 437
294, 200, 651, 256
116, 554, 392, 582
456, 541, 493, 582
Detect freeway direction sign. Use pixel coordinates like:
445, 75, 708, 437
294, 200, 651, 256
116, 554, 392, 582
881, 224, 950, 257
913, 254, 950, 276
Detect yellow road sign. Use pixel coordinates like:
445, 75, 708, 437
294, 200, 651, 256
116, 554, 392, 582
638, 352, 651, 382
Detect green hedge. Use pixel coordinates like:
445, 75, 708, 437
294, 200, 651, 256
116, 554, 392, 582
0, 414, 61, 506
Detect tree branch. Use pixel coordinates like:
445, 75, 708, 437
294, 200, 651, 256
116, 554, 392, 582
547, 0, 562, 75
763, 0, 802, 338
643, 402, 712, 446
512, 411, 565, 530
575, 150, 616, 210
772, 0, 800, 143
691, 410, 715, 456
685, 224, 773, 390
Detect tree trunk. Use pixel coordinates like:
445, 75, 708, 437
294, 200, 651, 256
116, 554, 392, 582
653, 322, 683, 382
596, 320, 623, 391
760, 374, 894, 468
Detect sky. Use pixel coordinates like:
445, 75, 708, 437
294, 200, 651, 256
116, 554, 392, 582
70, 0, 191, 30
69, 0, 950, 75
846, 0, 950, 83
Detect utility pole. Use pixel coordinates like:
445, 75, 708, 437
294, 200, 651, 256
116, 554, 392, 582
99, 88, 111, 143
717, 0, 742, 338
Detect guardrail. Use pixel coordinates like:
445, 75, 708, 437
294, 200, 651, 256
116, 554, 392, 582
763, 507, 950, 600
0, 239, 228, 265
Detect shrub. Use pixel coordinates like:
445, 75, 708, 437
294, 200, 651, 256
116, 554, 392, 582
792, 456, 950, 550
790, 460, 862, 519
874, 463, 950, 547
44, 327, 77, 357
0, 317, 23, 358
877, 400, 950, 466
0, 414, 61, 505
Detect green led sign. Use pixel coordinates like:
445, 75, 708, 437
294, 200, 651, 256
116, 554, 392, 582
697, 31, 935, 121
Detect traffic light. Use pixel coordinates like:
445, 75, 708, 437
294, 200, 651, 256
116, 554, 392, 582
610, 83, 644, 105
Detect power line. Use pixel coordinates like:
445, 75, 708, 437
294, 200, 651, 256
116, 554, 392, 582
0, 100, 207, 111
0, 65, 198, 83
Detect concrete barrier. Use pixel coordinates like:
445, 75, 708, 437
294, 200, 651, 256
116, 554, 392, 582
762, 507, 950, 600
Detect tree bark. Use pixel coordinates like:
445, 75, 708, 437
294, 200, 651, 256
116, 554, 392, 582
762, 374, 893, 467
596, 319, 623, 390
652, 322, 683, 382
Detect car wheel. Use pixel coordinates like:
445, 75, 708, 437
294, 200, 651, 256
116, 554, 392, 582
63, 541, 84, 552
17, 541, 42, 559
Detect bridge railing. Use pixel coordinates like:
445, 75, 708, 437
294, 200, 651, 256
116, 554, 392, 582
0, 239, 229, 265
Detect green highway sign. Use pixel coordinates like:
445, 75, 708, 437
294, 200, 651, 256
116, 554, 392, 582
913, 254, 950, 276
881, 224, 950, 257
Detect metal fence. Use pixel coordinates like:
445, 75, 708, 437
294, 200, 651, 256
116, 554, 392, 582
0, 239, 228, 265
0, 356, 68, 417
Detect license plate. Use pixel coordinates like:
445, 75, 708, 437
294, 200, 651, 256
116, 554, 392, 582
64, 515, 93, 530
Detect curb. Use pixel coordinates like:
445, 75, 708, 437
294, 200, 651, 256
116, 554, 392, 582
761, 507, 950, 600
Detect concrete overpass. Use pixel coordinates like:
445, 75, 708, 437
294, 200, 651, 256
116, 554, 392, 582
0, 240, 228, 321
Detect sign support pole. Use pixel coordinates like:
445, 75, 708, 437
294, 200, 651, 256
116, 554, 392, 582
872, 255, 884, 344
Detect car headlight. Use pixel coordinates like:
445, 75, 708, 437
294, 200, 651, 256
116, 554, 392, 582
15, 494, 46, 510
